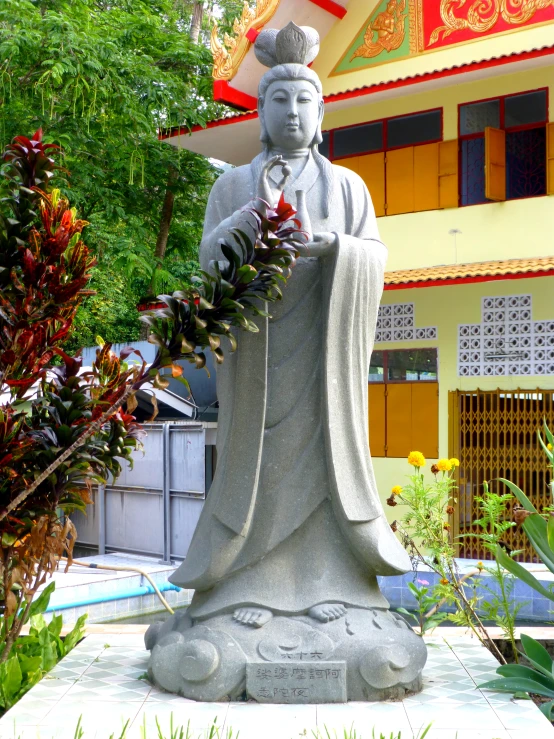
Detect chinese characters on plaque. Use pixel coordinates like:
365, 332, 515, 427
246, 662, 347, 703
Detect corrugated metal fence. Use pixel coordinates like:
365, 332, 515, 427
72, 423, 213, 562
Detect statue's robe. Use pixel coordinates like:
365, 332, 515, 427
170, 152, 411, 619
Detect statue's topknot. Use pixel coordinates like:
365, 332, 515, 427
254, 22, 320, 68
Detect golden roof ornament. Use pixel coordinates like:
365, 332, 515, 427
210, 0, 281, 82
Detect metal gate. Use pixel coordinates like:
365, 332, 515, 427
449, 388, 554, 561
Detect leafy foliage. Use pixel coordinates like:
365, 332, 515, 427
479, 633, 554, 721
459, 483, 524, 661
0, 0, 222, 350
0, 581, 86, 714
397, 580, 448, 636
0, 131, 144, 666
390, 456, 508, 663
140, 194, 303, 393
494, 422, 554, 601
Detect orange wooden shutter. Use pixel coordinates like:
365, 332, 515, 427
368, 383, 386, 457
414, 143, 439, 213
411, 383, 439, 459
358, 152, 386, 217
385, 146, 414, 216
336, 156, 359, 176
438, 139, 459, 209
484, 127, 506, 201
547, 122, 554, 196
385, 384, 412, 457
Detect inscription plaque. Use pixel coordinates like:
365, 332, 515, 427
246, 661, 347, 704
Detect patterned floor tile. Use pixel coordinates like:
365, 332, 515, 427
0, 698, 56, 724
63, 678, 151, 701
2, 634, 554, 738
405, 702, 507, 731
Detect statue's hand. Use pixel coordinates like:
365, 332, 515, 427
255, 154, 292, 209
296, 232, 337, 258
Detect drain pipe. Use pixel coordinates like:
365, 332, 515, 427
58, 557, 178, 614
45, 581, 182, 613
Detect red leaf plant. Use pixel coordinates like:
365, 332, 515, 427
0, 130, 303, 671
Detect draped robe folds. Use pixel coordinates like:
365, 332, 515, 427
170, 153, 411, 619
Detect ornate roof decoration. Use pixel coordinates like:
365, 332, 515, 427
211, 0, 281, 81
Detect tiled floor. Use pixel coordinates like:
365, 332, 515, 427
1, 634, 553, 739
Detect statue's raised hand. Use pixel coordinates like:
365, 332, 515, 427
255, 155, 292, 210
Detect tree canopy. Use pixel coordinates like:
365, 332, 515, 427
0, 0, 229, 350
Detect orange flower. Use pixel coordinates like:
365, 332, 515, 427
446, 505, 455, 515
440, 578, 449, 586
437, 459, 452, 472
408, 451, 426, 468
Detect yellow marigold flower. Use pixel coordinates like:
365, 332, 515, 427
437, 459, 452, 472
440, 578, 449, 586
449, 458, 460, 467
548, 443, 553, 451
391, 485, 403, 496
408, 451, 426, 468
477, 561, 484, 571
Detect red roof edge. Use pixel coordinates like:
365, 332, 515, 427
213, 80, 258, 112
326, 44, 554, 105
308, 0, 347, 19
384, 269, 554, 291
159, 44, 554, 139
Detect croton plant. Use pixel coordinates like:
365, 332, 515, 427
0, 130, 302, 662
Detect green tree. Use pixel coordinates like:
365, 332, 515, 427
0, 0, 222, 349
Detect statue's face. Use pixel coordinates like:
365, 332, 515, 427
262, 79, 321, 151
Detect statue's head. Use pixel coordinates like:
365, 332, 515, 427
255, 24, 323, 152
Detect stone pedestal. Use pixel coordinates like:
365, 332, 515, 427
145, 608, 427, 702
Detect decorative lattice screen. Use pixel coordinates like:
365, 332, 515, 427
449, 388, 554, 562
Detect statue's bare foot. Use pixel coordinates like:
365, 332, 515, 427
309, 603, 347, 623
233, 607, 273, 628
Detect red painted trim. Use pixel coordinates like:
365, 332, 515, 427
246, 27, 260, 43
159, 45, 554, 140
159, 110, 259, 140
384, 269, 554, 291
213, 80, 258, 112
308, 0, 347, 19
324, 45, 554, 105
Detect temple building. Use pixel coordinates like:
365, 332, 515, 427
163, 0, 554, 561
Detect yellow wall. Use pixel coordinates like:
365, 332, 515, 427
314, 0, 554, 97
373, 275, 554, 518
322, 65, 554, 140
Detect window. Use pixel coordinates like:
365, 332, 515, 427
325, 108, 442, 160
322, 109, 445, 218
368, 350, 439, 459
459, 89, 548, 206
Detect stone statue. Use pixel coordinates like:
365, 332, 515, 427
146, 22, 427, 703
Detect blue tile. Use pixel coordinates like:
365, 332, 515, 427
532, 596, 554, 620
